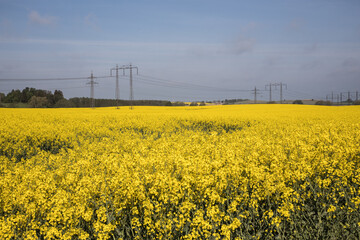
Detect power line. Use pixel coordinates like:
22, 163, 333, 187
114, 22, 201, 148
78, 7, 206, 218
137, 74, 252, 92
287, 89, 323, 100
0, 76, 113, 82
135, 76, 204, 90
0, 71, 253, 93
3, 67, 346, 103
0, 86, 88, 94
135, 76, 248, 95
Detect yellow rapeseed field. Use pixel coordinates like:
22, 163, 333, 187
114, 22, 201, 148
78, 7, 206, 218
0, 105, 359, 239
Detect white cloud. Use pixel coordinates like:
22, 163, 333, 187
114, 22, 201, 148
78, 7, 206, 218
28, 11, 56, 25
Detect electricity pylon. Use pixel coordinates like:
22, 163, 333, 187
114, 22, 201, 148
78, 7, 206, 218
87, 71, 98, 108
118, 64, 138, 110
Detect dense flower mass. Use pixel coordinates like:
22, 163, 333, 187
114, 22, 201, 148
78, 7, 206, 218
0, 105, 359, 239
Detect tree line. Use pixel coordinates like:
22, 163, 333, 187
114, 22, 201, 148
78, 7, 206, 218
0, 87, 185, 108
68, 98, 173, 108
0, 87, 65, 107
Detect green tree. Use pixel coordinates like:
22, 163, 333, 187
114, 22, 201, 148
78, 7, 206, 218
5, 89, 22, 103
21, 87, 36, 103
29, 96, 48, 108
53, 90, 64, 104
34, 89, 48, 97
54, 99, 75, 108
0, 92, 5, 103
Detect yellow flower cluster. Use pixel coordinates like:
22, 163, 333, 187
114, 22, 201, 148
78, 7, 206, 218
0, 105, 359, 239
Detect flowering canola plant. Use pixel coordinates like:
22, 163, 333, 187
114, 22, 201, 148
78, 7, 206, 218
0, 105, 359, 239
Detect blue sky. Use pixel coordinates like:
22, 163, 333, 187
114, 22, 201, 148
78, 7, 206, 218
0, 0, 359, 101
